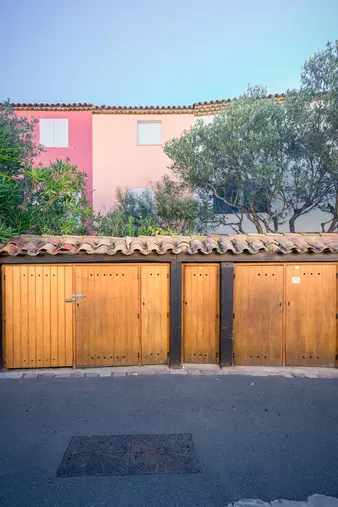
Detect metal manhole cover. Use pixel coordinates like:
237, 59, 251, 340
57, 433, 199, 477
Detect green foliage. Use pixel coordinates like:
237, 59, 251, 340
93, 179, 203, 236
153, 176, 202, 234
0, 158, 92, 242
299, 41, 338, 232
0, 174, 22, 241
0, 100, 43, 176
22, 159, 92, 235
165, 86, 288, 233
164, 41, 338, 233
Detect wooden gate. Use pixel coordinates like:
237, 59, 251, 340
183, 264, 219, 363
234, 263, 337, 367
286, 264, 336, 366
234, 265, 283, 366
74, 264, 170, 367
2, 265, 73, 369
140, 265, 170, 364
75, 265, 140, 367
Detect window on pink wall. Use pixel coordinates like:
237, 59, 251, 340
137, 121, 162, 146
39, 118, 69, 148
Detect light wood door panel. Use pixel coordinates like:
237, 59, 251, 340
75, 265, 139, 367
286, 264, 336, 366
234, 265, 283, 366
3, 265, 73, 369
183, 264, 219, 363
141, 265, 169, 364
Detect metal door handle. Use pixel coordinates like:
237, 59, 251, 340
65, 294, 86, 303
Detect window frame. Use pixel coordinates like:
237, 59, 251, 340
136, 120, 162, 146
39, 118, 69, 148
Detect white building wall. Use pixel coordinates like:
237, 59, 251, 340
213, 209, 332, 234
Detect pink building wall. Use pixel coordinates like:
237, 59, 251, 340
17, 110, 93, 203
92, 113, 194, 212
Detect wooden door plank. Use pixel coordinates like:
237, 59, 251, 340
64, 266, 73, 366
50, 266, 59, 368
28, 266, 37, 368
233, 265, 284, 366
57, 266, 66, 366
141, 265, 169, 365
12, 266, 22, 368
112, 265, 139, 366
183, 264, 219, 364
35, 266, 44, 368
42, 266, 51, 367
20, 266, 29, 368
286, 264, 336, 366
3, 266, 14, 369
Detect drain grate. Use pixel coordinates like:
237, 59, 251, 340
57, 433, 199, 477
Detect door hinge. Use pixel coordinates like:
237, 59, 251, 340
3, 274, 5, 281
336, 313, 338, 319
167, 312, 169, 318
167, 273, 169, 279
216, 313, 219, 319
138, 352, 140, 358
336, 273, 338, 278
233, 273, 235, 279
167, 351, 170, 357
233, 313, 235, 319
137, 313, 140, 319
336, 354, 338, 361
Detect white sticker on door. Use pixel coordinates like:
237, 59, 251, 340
292, 276, 300, 284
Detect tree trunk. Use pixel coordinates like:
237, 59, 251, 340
289, 214, 299, 233
328, 218, 338, 233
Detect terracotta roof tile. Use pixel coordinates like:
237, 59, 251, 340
1, 234, 338, 258
11, 94, 286, 116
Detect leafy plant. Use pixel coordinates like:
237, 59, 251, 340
0, 100, 43, 176
164, 41, 338, 233
22, 159, 92, 235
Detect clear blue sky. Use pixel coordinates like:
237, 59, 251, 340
1, 0, 337, 106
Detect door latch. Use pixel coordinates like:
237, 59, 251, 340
65, 294, 86, 303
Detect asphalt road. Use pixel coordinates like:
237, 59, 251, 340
0, 375, 337, 507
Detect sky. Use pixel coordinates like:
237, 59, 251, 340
1, 0, 337, 106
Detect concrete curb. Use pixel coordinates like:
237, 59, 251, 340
225, 494, 338, 506
0, 366, 338, 380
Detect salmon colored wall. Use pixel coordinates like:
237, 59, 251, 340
17, 111, 93, 203
92, 113, 194, 212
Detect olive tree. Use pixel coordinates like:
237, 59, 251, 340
164, 42, 338, 233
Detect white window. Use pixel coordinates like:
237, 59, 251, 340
195, 115, 214, 126
39, 118, 68, 148
137, 121, 162, 145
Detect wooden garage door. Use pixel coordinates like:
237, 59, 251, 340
2, 265, 73, 369
286, 264, 336, 366
75, 265, 139, 367
234, 265, 283, 366
140, 265, 169, 364
183, 264, 219, 363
